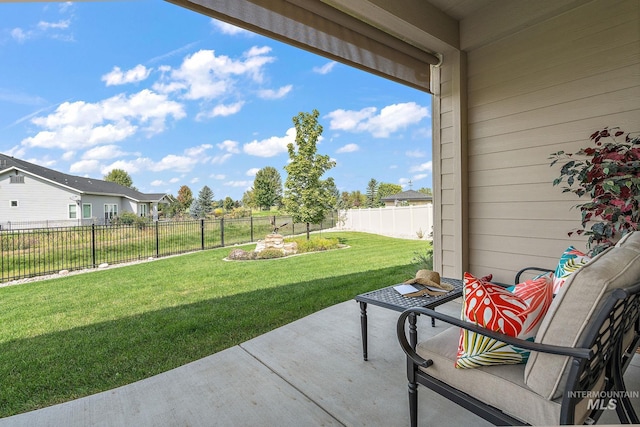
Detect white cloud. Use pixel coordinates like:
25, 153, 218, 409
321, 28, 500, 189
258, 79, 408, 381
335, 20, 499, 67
197, 101, 245, 120
246, 168, 260, 176
257, 85, 292, 100
82, 145, 131, 160
102, 65, 152, 86
190, 177, 200, 184
212, 153, 232, 164
169, 177, 180, 183
150, 179, 165, 186
325, 102, 430, 138
406, 149, 426, 158
217, 140, 240, 153
184, 144, 213, 157
224, 180, 251, 188
243, 127, 295, 157
153, 47, 275, 101
412, 173, 429, 181
37, 20, 70, 31
211, 19, 251, 36
70, 159, 101, 174
210, 174, 225, 180
336, 143, 359, 153
313, 61, 337, 74
410, 161, 433, 173
22, 89, 185, 150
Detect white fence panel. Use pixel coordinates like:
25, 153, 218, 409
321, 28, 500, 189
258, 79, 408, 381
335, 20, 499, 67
337, 205, 433, 240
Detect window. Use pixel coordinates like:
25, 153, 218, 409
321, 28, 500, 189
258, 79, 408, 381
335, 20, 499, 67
139, 204, 148, 217
10, 175, 24, 184
82, 203, 92, 219
10, 200, 18, 207
104, 204, 118, 222
68, 204, 77, 219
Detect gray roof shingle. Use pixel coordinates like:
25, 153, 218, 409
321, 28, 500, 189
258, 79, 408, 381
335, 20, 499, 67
0, 154, 166, 202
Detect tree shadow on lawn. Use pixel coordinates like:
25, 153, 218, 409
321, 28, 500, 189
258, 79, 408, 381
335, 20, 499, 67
0, 264, 411, 418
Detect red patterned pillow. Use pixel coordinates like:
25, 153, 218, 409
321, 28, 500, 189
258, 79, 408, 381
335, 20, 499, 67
455, 272, 553, 369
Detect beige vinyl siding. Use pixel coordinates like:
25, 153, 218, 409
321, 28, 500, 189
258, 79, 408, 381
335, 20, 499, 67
432, 48, 468, 279
462, 0, 640, 283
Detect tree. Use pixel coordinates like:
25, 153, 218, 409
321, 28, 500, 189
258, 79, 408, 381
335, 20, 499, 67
417, 187, 433, 196
283, 109, 336, 239
176, 185, 193, 215
223, 196, 235, 211
197, 185, 214, 217
253, 166, 283, 210
242, 189, 255, 209
104, 168, 135, 189
378, 183, 403, 199
365, 178, 379, 208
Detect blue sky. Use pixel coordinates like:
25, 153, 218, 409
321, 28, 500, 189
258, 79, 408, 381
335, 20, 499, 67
0, 1, 433, 201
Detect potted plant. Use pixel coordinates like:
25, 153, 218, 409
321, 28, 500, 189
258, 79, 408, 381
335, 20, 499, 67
550, 127, 640, 255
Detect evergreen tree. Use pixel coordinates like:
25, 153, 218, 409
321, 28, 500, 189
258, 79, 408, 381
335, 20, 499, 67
253, 166, 283, 210
283, 109, 336, 239
365, 178, 379, 208
196, 185, 214, 217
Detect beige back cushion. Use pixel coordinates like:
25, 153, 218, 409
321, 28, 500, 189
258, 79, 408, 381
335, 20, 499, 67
524, 231, 640, 399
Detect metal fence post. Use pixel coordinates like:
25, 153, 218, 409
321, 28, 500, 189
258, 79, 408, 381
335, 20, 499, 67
250, 216, 254, 242
91, 224, 96, 267
200, 218, 205, 251
155, 221, 160, 258
220, 217, 224, 247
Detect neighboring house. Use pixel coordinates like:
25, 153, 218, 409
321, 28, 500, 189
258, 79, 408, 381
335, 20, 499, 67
0, 154, 168, 229
380, 190, 433, 207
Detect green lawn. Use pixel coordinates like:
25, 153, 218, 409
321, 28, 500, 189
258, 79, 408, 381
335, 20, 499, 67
0, 232, 430, 418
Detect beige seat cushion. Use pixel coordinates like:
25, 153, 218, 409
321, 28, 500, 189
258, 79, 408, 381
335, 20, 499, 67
524, 231, 640, 399
415, 327, 563, 426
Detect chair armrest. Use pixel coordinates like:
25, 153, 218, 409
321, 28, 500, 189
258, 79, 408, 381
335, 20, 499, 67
397, 306, 593, 368
514, 267, 554, 284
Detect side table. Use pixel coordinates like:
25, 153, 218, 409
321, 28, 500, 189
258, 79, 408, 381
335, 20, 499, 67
355, 278, 463, 361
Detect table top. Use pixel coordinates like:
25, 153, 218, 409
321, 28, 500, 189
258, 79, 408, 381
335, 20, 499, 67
355, 277, 464, 313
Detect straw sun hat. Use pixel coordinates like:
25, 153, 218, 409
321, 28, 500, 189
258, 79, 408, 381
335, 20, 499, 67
403, 270, 454, 297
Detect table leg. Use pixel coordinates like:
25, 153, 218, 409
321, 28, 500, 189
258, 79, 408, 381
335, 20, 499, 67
359, 301, 368, 361
431, 308, 436, 327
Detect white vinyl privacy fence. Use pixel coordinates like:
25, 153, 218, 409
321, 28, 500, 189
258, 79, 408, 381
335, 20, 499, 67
337, 205, 433, 240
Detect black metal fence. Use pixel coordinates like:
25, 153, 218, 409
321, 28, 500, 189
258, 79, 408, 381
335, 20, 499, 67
0, 215, 336, 283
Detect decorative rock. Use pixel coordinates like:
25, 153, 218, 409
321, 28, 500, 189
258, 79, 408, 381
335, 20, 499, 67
59, 269, 69, 276
98, 263, 109, 268
254, 234, 298, 257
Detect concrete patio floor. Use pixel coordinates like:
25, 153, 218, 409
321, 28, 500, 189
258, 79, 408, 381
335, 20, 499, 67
1, 299, 638, 426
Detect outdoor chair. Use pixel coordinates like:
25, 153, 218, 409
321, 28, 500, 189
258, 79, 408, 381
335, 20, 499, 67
397, 231, 640, 426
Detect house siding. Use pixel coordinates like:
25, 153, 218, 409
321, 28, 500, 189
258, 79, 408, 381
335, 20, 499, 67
0, 171, 78, 224
460, 0, 640, 283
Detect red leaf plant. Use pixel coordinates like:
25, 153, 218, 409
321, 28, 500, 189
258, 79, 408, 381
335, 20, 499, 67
550, 127, 640, 255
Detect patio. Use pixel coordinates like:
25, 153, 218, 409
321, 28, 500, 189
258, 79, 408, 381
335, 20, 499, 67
2, 298, 638, 426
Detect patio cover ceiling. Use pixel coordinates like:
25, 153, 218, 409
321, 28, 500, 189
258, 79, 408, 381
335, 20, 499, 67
166, 0, 447, 93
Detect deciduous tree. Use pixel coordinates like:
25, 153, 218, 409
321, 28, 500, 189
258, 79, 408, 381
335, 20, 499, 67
283, 109, 336, 239
253, 166, 283, 210
104, 168, 135, 189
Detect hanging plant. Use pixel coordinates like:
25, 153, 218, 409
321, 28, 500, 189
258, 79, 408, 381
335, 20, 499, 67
549, 127, 640, 255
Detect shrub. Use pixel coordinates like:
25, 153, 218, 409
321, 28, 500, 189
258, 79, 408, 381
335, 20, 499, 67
550, 127, 640, 255
256, 248, 285, 259
288, 236, 340, 253
411, 245, 434, 271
